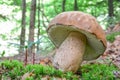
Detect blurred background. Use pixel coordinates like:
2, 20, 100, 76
0, 0, 120, 57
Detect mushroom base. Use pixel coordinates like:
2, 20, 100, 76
53, 31, 86, 72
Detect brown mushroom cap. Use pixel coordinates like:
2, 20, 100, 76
47, 11, 107, 60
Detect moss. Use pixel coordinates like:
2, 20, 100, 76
81, 63, 118, 80
0, 60, 79, 80
0, 60, 119, 80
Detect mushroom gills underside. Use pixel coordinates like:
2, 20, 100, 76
48, 25, 106, 60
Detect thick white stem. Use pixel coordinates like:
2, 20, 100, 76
53, 32, 86, 72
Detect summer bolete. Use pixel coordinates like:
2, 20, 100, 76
47, 11, 107, 73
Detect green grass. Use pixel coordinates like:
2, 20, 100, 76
0, 60, 119, 80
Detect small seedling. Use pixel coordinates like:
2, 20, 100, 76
24, 46, 28, 66
0, 50, 5, 57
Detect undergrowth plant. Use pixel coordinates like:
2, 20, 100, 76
106, 31, 120, 42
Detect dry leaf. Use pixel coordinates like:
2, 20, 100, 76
21, 72, 35, 80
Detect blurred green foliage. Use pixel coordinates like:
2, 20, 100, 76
0, 0, 120, 55
106, 32, 120, 42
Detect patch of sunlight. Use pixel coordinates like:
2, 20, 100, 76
0, 21, 16, 34
0, 4, 14, 16
0, 39, 18, 57
0, 4, 19, 56
43, 0, 51, 4
97, 14, 108, 30
14, 11, 21, 20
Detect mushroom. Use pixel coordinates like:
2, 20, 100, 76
47, 11, 107, 73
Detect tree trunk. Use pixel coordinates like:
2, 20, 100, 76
62, 0, 66, 12
108, 0, 114, 17
37, 0, 40, 53
74, 0, 78, 11
19, 0, 26, 54
41, 0, 46, 28
28, 0, 36, 54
